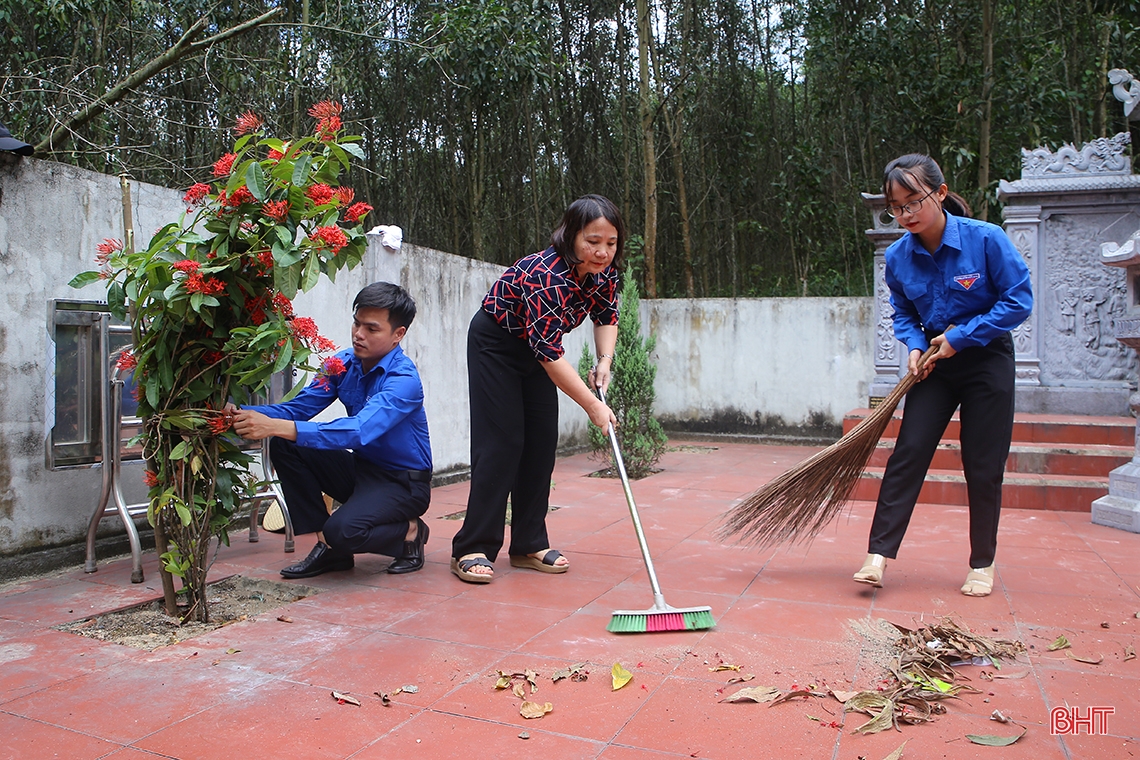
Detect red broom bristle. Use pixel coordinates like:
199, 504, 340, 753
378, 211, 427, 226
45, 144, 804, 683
646, 612, 686, 632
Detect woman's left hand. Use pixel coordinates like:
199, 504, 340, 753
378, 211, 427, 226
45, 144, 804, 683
589, 357, 613, 393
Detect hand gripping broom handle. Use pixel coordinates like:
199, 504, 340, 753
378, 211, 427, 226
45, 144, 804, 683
598, 389, 667, 604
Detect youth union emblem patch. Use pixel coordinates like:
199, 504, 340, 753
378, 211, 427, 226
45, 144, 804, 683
953, 273, 980, 290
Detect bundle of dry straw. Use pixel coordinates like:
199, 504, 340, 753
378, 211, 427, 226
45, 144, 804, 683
719, 344, 938, 547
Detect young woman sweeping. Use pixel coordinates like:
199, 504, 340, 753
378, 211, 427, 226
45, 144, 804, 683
450, 195, 623, 583
854, 154, 1033, 597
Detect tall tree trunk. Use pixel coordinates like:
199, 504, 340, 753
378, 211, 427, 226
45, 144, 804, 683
977, 0, 994, 221
636, 0, 658, 297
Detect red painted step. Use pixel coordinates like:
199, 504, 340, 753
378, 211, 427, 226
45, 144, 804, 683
844, 410, 1133, 513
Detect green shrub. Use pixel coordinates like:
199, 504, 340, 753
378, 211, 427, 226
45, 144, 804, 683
578, 277, 668, 478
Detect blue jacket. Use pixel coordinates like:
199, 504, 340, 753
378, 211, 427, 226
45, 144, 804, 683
247, 345, 432, 472
885, 212, 1033, 353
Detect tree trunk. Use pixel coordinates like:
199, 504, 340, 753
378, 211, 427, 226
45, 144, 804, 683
976, 0, 994, 222
636, 0, 658, 297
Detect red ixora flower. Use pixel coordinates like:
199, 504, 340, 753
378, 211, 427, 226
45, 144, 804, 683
312, 225, 348, 254
261, 200, 290, 222
202, 350, 225, 365
207, 413, 232, 435
116, 350, 137, 371
183, 182, 210, 208
95, 237, 124, 266
346, 202, 373, 224
256, 249, 274, 269
272, 291, 295, 318
233, 111, 264, 135
333, 187, 354, 206
185, 272, 226, 295
322, 355, 347, 376
290, 316, 319, 342
143, 470, 159, 487
305, 183, 334, 206
245, 294, 268, 324
212, 152, 237, 177
308, 101, 343, 120
315, 335, 338, 353
172, 259, 200, 273
315, 115, 341, 142
227, 185, 255, 207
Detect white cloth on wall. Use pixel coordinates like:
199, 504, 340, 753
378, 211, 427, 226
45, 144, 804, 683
368, 224, 403, 253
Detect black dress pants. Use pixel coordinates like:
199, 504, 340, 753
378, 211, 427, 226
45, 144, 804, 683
451, 310, 559, 562
269, 437, 430, 558
868, 333, 1015, 569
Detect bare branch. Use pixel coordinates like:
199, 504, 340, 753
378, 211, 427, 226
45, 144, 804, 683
34, 9, 281, 155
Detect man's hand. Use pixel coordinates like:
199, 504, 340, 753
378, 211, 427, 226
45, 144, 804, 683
231, 409, 297, 441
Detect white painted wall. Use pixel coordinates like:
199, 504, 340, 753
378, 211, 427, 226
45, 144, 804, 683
0, 157, 874, 557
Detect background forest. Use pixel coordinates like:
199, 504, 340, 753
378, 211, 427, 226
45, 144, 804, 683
3, 0, 1138, 298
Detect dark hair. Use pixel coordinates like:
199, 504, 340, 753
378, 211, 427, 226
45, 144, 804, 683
353, 281, 416, 329
883, 153, 973, 219
550, 194, 625, 269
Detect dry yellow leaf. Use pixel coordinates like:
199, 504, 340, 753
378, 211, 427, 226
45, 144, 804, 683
512, 683, 526, 698
612, 662, 633, 690
520, 701, 553, 719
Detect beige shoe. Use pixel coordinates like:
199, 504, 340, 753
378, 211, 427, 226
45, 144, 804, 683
853, 553, 887, 587
961, 564, 995, 597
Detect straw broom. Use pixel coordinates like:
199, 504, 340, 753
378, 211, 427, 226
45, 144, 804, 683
718, 344, 938, 547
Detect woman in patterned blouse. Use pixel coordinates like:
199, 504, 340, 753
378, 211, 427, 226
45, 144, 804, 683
451, 195, 624, 583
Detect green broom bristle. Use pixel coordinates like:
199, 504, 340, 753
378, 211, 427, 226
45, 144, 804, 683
607, 614, 648, 633
683, 609, 716, 630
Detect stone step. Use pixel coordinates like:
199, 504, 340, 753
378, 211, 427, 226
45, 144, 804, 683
844, 410, 1136, 447
866, 441, 1134, 476
853, 468, 1109, 512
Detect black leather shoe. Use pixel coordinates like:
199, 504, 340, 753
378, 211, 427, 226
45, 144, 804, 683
280, 541, 354, 579
388, 518, 429, 574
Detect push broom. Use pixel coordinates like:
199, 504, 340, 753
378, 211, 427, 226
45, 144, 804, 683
719, 343, 939, 548
600, 389, 715, 633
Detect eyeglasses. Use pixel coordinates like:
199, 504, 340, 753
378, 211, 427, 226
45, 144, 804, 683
884, 187, 937, 219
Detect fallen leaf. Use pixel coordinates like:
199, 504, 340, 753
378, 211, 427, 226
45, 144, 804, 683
990, 709, 1011, 723
225, 648, 241, 655
881, 740, 908, 760
1101, 621, 1110, 629
831, 690, 860, 702
519, 700, 553, 719
612, 663, 633, 691
1047, 635, 1070, 651
726, 674, 755, 685
276, 615, 293, 623
495, 675, 512, 689
770, 689, 815, 706
708, 664, 741, 672
552, 662, 587, 683
966, 728, 1027, 746
992, 670, 1030, 680
374, 691, 391, 705
1125, 645, 1135, 662
524, 669, 539, 693
853, 704, 895, 735
719, 685, 780, 703
512, 683, 526, 699
1066, 651, 1103, 665
332, 691, 361, 706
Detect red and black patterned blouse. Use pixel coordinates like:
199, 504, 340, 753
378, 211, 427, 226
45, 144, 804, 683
483, 246, 619, 362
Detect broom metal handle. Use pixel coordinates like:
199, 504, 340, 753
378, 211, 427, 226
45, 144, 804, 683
599, 388, 666, 602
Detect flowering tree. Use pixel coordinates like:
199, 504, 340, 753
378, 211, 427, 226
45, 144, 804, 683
70, 104, 373, 621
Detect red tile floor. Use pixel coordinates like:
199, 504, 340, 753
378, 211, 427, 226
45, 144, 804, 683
1, 441, 1138, 759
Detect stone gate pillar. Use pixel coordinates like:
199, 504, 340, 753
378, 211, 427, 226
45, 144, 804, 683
861, 193, 905, 405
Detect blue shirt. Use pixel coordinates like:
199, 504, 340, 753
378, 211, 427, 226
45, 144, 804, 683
884, 212, 1033, 353
247, 345, 432, 472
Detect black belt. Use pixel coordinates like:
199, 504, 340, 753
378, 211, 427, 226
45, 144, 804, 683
406, 469, 433, 483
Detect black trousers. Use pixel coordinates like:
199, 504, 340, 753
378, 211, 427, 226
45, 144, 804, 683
451, 310, 559, 562
269, 437, 430, 558
868, 333, 1015, 569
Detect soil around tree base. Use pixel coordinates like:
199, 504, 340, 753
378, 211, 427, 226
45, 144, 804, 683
54, 575, 317, 650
